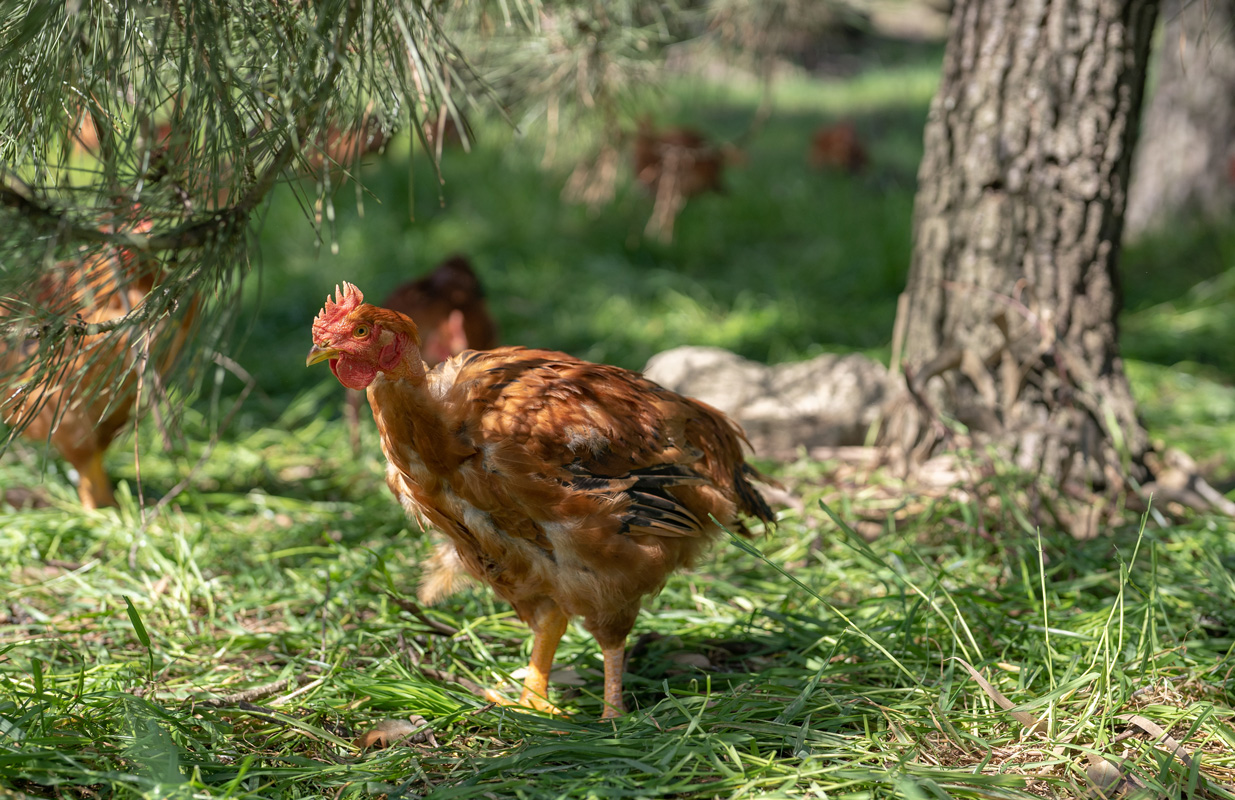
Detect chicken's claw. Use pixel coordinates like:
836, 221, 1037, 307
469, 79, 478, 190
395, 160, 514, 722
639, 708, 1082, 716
482, 686, 566, 717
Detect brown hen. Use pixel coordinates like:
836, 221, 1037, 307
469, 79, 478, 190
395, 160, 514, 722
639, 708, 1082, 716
808, 120, 868, 174
1, 216, 196, 509
633, 121, 740, 242
308, 283, 774, 717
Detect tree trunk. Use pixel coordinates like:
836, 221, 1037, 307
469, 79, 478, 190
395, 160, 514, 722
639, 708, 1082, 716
1125, 0, 1235, 237
880, 0, 1160, 506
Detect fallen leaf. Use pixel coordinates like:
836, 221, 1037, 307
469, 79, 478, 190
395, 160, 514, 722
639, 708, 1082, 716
3, 487, 50, 509
354, 716, 436, 750
279, 465, 315, 482
1084, 755, 1147, 800
669, 652, 712, 670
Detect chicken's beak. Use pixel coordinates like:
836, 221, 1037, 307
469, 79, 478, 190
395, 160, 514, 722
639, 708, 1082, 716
306, 343, 341, 367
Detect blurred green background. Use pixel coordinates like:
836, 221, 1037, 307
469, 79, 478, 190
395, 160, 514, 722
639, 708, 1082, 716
230, 51, 1235, 484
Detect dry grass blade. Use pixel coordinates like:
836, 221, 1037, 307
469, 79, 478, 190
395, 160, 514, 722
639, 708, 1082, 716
385, 590, 461, 636
951, 657, 1048, 734
195, 676, 312, 707
1114, 713, 1196, 771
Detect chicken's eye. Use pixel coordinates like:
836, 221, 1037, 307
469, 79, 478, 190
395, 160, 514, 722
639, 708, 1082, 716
353, 325, 370, 339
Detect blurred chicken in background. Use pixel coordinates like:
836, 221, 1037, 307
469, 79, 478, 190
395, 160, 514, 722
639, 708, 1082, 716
633, 120, 742, 242
809, 120, 868, 174
0, 212, 197, 509
346, 256, 498, 455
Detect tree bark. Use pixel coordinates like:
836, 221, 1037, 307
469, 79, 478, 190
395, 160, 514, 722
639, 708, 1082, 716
880, 0, 1160, 503
1125, 0, 1235, 237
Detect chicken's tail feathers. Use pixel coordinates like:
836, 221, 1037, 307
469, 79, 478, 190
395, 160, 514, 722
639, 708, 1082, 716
418, 540, 476, 605
733, 463, 777, 535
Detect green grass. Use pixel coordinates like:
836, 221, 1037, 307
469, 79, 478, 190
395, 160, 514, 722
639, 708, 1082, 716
3, 431, 1234, 798
5, 38, 1235, 800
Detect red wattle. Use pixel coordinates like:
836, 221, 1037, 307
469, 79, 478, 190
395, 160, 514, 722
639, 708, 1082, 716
331, 356, 378, 390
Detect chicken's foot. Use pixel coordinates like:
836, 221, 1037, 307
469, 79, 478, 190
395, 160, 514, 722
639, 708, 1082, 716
484, 605, 569, 715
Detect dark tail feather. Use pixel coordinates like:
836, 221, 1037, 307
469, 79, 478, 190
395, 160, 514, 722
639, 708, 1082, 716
734, 463, 775, 530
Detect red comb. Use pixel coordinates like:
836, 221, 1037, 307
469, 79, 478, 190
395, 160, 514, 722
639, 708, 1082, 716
313, 282, 364, 335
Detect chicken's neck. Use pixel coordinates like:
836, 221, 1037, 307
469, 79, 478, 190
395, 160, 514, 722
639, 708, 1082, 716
367, 350, 472, 478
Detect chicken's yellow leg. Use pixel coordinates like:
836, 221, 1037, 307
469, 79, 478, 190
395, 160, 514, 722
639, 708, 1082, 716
600, 644, 627, 718
76, 451, 115, 511
484, 605, 568, 715
518, 606, 569, 713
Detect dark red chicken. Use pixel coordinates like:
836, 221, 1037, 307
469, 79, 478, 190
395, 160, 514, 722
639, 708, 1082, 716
379, 256, 498, 366
809, 120, 869, 174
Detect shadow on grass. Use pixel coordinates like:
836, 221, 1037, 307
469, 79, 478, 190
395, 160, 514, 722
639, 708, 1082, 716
1122, 217, 1235, 374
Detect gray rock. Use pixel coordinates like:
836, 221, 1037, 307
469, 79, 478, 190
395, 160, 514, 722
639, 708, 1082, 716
642, 346, 888, 458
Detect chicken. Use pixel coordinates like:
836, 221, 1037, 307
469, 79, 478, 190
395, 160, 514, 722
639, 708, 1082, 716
633, 123, 729, 198
306, 113, 389, 181
307, 283, 774, 717
420, 112, 468, 157
346, 256, 498, 454
633, 121, 740, 242
68, 107, 387, 214
808, 120, 868, 174
1, 215, 196, 509
379, 256, 498, 366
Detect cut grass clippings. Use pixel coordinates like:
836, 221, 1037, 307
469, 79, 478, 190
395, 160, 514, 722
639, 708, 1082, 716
3, 432, 1234, 799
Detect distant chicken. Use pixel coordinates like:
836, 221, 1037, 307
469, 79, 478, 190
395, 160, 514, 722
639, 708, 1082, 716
308, 283, 774, 717
380, 256, 498, 365
0, 215, 196, 509
346, 256, 498, 454
634, 124, 728, 197
68, 108, 388, 212
809, 120, 868, 174
305, 113, 389, 180
633, 121, 738, 242
420, 112, 468, 157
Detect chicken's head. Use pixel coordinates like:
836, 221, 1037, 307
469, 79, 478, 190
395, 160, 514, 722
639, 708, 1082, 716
307, 282, 420, 390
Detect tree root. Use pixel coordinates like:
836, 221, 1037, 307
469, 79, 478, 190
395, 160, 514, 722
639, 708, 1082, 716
871, 372, 1234, 536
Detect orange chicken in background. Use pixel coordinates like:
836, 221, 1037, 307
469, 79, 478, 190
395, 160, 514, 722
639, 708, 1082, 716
633, 123, 730, 198
345, 256, 498, 454
633, 121, 741, 242
0, 213, 197, 509
304, 114, 389, 181
809, 120, 869, 174
308, 283, 774, 717
68, 107, 388, 210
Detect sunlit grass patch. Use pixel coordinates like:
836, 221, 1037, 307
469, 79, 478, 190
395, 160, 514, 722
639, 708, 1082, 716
4, 472, 1234, 797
